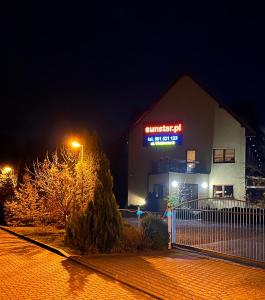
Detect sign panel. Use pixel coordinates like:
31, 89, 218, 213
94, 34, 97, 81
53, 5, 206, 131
143, 122, 183, 147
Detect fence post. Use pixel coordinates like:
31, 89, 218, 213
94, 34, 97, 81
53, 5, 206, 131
172, 209, 176, 244
167, 208, 172, 249
136, 206, 142, 228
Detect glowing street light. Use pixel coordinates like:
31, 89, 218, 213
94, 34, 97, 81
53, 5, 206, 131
71, 141, 82, 149
69, 139, 83, 162
2, 165, 13, 175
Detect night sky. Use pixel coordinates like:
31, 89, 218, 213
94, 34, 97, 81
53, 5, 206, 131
2, 2, 265, 204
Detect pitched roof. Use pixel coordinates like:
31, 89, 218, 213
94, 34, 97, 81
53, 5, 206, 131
134, 73, 256, 136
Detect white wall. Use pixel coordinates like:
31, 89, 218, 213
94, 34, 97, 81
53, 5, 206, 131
209, 104, 246, 200
168, 172, 209, 199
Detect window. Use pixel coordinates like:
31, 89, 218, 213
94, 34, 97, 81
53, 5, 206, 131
225, 149, 235, 162
224, 185, 234, 197
187, 150, 196, 162
213, 149, 235, 163
213, 185, 234, 198
187, 150, 196, 172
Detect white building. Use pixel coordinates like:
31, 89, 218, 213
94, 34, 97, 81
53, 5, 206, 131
128, 75, 255, 211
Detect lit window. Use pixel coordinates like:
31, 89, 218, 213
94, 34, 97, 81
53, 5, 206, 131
187, 150, 196, 162
213, 185, 234, 198
187, 150, 196, 172
213, 149, 235, 163
213, 185, 223, 197
225, 149, 235, 162
213, 149, 224, 162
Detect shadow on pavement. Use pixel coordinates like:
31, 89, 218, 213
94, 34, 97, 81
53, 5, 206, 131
0, 234, 42, 257
74, 252, 205, 300
61, 257, 147, 298
61, 259, 90, 296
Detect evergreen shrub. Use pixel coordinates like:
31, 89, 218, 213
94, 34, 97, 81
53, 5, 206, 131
65, 206, 93, 254
65, 133, 122, 254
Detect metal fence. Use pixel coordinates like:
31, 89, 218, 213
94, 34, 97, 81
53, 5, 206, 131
171, 198, 265, 262
119, 208, 162, 227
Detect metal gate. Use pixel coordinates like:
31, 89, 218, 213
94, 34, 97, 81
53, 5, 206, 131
171, 198, 265, 262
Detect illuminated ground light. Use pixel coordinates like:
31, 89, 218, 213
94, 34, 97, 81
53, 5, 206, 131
129, 193, 146, 206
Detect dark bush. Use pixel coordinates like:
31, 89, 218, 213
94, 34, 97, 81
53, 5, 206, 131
141, 214, 168, 250
118, 223, 142, 251
65, 207, 93, 254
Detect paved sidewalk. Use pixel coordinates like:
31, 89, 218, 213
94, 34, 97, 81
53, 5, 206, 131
74, 250, 265, 300
0, 229, 150, 300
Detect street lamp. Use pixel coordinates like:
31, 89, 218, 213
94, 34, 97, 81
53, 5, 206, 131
69, 139, 84, 202
69, 140, 83, 163
2, 166, 13, 175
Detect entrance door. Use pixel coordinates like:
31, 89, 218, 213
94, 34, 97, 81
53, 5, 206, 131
153, 184, 165, 212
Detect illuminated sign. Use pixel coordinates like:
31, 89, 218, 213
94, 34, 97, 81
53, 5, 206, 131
143, 122, 183, 147
144, 123, 182, 134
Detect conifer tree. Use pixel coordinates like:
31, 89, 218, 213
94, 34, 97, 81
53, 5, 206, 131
65, 201, 93, 254
66, 133, 122, 253
90, 149, 122, 252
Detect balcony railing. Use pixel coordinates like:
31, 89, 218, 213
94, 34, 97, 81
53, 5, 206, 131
150, 159, 203, 174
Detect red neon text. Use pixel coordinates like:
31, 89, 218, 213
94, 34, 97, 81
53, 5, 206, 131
144, 123, 182, 134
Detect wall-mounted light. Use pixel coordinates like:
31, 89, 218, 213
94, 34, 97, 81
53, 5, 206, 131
201, 182, 208, 189
171, 180, 178, 188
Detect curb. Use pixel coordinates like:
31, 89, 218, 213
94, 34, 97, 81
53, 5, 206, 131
0, 226, 70, 258
0, 226, 160, 299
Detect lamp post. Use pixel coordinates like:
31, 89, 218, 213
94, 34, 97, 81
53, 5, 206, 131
69, 140, 84, 203
70, 141, 83, 163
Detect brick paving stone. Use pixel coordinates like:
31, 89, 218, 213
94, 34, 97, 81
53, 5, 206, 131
0, 230, 151, 300
75, 251, 265, 300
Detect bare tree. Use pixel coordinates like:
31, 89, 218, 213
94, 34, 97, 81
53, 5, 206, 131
5, 172, 41, 225
32, 151, 76, 226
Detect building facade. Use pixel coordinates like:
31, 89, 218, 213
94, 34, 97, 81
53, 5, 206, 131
128, 75, 253, 211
